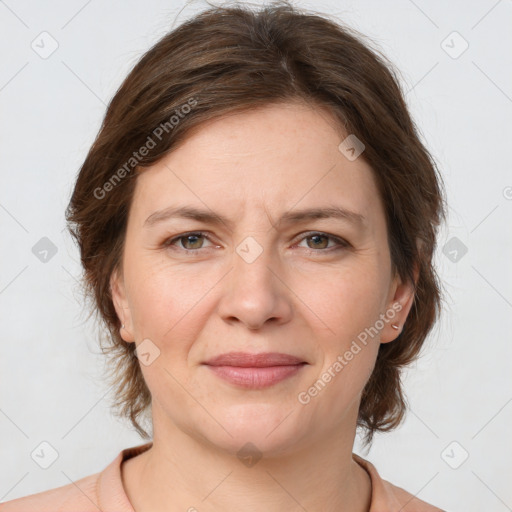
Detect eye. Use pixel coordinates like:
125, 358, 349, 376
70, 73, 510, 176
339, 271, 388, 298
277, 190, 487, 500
295, 232, 350, 253
164, 232, 216, 251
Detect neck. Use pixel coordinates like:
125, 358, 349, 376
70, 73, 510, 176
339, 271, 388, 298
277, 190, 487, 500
122, 406, 371, 512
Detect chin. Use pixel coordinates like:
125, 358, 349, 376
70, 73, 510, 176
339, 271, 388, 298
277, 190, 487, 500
197, 403, 308, 458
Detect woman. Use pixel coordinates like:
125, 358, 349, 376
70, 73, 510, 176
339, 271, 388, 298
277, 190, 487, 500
1, 2, 448, 511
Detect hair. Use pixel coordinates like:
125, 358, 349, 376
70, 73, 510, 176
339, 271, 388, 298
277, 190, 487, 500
65, 0, 447, 447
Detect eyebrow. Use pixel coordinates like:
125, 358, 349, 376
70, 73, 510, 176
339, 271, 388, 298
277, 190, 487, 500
143, 205, 367, 230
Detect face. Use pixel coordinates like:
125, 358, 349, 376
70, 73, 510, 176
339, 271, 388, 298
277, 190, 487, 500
111, 101, 417, 457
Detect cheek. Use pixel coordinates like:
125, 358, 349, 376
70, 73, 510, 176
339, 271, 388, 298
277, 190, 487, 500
293, 263, 385, 398
296, 262, 387, 344
300, 273, 382, 419
125, 258, 218, 345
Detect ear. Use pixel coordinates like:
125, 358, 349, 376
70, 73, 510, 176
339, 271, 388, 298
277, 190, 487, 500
380, 260, 420, 344
110, 266, 135, 343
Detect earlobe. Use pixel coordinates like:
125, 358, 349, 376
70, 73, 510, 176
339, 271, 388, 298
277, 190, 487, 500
110, 268, 135, 343
381, 261, 419, 344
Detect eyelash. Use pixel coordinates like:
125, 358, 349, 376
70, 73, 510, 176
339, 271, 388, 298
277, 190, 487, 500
162, 231, 350, 255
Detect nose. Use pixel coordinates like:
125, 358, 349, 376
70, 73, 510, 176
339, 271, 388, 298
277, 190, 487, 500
216, 237, 293, 330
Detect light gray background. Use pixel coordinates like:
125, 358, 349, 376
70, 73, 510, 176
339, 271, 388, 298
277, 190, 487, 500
1, 1, 511, 510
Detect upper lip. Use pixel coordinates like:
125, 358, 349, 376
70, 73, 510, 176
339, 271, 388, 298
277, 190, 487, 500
203, 352, 306, 367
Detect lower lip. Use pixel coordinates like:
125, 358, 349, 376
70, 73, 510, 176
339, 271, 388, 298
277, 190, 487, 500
205, 364, 306, 389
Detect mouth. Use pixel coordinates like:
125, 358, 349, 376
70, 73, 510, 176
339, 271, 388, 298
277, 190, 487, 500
204, 364, 307, 389
202, 352, 308, 389
203, 351, 306, 367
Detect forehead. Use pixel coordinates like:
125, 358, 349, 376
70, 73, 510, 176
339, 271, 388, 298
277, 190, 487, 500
131, 102, 385, 230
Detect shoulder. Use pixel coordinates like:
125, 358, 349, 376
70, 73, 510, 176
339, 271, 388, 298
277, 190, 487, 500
384, 479, 446, 511
0, 443, 151, 512
352, 453, 446, 512
0, 472, 100, 512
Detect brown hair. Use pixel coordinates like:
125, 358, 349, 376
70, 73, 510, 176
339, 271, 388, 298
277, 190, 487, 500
66, 0, 447, 446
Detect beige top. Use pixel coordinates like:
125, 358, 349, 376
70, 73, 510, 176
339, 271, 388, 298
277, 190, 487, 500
0, 442, 445, 511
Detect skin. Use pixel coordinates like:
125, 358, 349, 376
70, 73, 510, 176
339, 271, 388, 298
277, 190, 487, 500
110, 101, 418, 512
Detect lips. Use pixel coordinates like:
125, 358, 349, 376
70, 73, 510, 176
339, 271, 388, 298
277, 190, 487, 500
202, 352, 307, 389
203, 351, 306, 367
